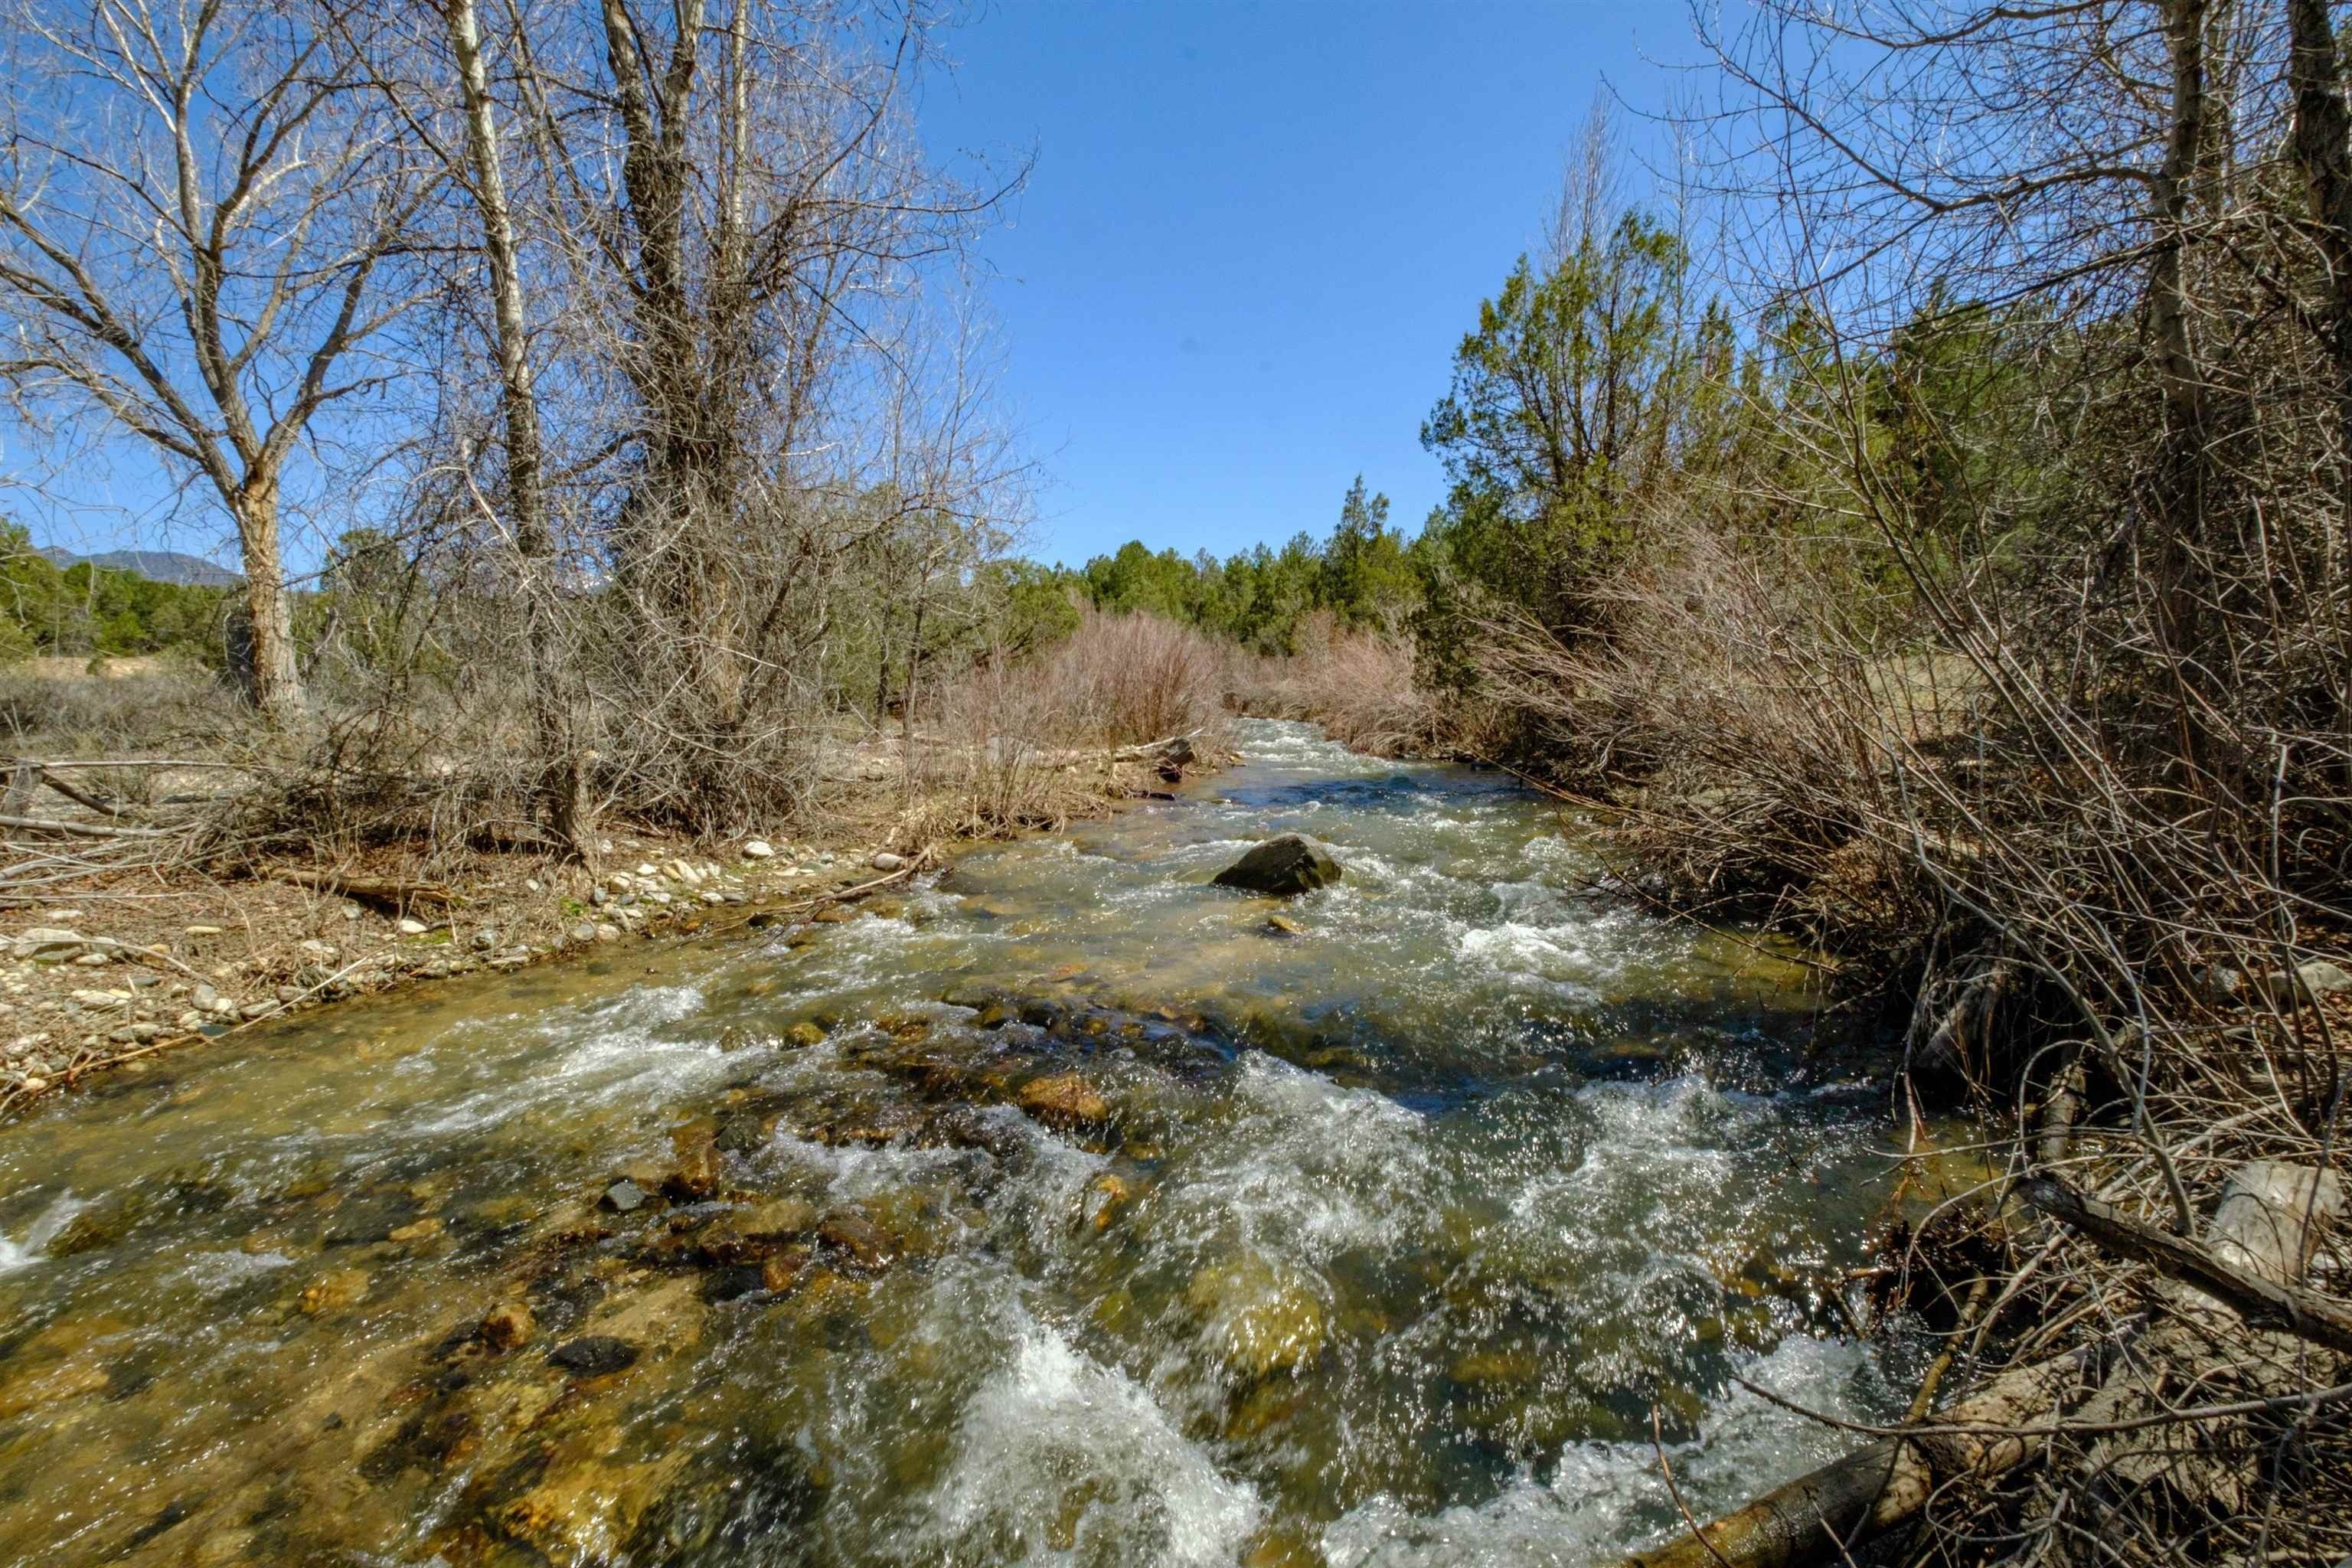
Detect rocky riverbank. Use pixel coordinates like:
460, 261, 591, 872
2, 743, 1206, 1115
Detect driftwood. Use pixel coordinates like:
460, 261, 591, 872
1616, 1159, 2346, 1568
266, 867, 456, 910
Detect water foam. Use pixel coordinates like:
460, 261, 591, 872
913, 1312, 1263, 1566
0, 1193, 88, 1275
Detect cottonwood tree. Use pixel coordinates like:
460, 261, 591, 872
501, 0, 1024, 828
0, 0, 433, 722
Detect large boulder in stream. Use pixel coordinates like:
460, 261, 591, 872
1210, 834, 1343, 897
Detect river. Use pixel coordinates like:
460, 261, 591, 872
0, 720, 1916, 1566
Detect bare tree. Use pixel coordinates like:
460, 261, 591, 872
0, 0, 433, 721
437, 0, 589, 855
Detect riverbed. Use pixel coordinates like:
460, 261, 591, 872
0, 720, 1912, 1566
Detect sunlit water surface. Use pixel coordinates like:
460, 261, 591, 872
0, 720, 1913, 1566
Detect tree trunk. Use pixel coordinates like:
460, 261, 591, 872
232, 473, 304, 724
2288, 0, 2352, 482
2148, 0, 2211, 671
446, 0, 590, 862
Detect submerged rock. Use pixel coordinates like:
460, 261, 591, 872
600, 1179, 648, 1214
479, 1300, 535, 1351
664, 1131, 722, 1200
297, 1268, 371, 1316
1187, 1255, 1328, 1380
1210, 835, 1343, 897
817, 1210, 899, 1273
1018, 1071, 1108, 1129
547, 1335, 639, 1376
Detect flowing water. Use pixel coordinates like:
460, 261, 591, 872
0, 720, 1919, 1566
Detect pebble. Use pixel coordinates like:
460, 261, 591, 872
568, 923, 598, 944
600, 1179, 647, 1214
184, 925, 224, 937
871, 851, 906, 872
743, 840, 775, 859
341, 905, 362, 920
396, 918, 428, 936
594, 924, 619, 942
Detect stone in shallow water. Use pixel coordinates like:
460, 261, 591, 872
1210, 835, 1343, 897
1018, 1071, 1108, 1129
599, 1179, 647, 1214
1187, 1255, 1328, 1380
479, 1300, 534, 1351
547, 1335, 638, 1376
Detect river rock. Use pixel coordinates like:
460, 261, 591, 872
1210, 835, 1343, 897
479, 1300, 535, 1351
599, 1179, 648, 1214
817, 1210, 899, 1273
786, 1021, 828, 1048
665, 1132, 722, 1200
547, 1335, 639, 1376
11, 928, 87, 962
700, 1198, 818, 1263
713, 1109, 770, 1152
743, 839, 775, 859
298, 1268, 371, 1316
1018, 1071, 1109, 1129
871, 851, 907, 872
1187, 1255, 1327, 1379
397, 918, 429, 936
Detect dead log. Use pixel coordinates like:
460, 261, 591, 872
266, 867, 456, 910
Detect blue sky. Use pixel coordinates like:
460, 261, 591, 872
13, 0, 1687, 573
930, 0, 1684, 567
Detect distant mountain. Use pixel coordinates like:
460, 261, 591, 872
33, 546, 242, 587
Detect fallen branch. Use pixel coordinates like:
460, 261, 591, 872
0, 812, 171, 838
265, 867, 456, 909
2017, 1172, 2352, 1357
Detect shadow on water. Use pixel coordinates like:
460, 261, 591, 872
0, 720, 1920, 1567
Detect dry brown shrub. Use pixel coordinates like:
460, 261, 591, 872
1228, 611, 1459, 756
1034, 609, 1228, 746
